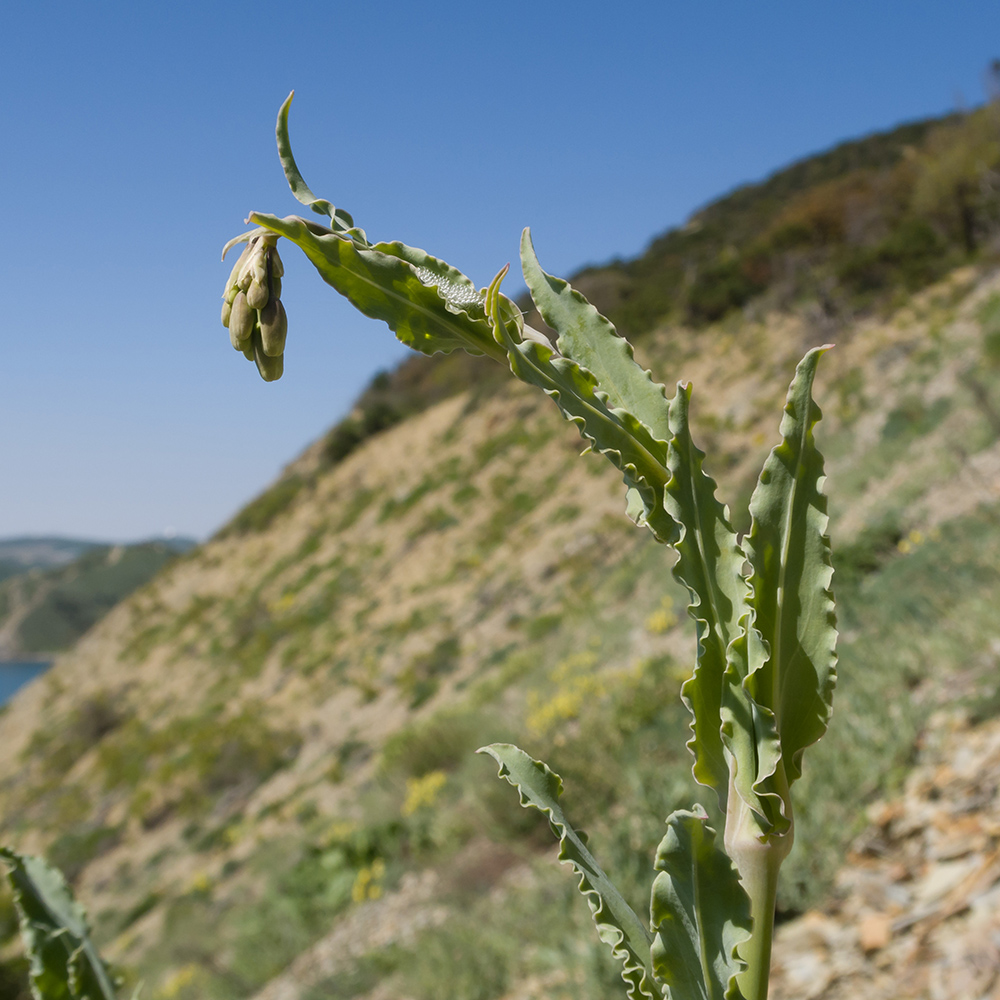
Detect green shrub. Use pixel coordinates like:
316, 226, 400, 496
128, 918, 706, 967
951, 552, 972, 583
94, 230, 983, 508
220, 474, 306, 537
686, 255, 767, 324
396, 634, 462, 708
24, 691, 124, 779
47, 824, 123, 884
381, 705, 501, 780
96, 702, 300, 823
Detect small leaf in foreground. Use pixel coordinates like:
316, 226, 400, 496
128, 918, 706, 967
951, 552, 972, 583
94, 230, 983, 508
478, 744, 658, 1000
650, 808, 750, 1000
1, 846, 118, 1000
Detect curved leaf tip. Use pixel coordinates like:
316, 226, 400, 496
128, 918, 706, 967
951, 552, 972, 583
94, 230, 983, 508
275, 91, 355, 229
222, 227, 270, 261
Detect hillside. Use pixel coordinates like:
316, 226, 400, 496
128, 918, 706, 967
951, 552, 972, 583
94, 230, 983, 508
2, 109, 1000, 1000
287, 104, 1000, 476
0, 537, 105, 585
0, 539, 196, 659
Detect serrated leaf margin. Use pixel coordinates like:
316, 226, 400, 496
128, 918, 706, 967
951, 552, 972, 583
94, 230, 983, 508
478, 744, 659, 1000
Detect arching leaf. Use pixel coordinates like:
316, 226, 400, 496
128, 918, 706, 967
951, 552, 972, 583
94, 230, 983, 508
247, 212, 507, 364
275, 91, 355, 232
520, 229, 672, 442
478, 744, 658, 1000
486, 269, 677, 544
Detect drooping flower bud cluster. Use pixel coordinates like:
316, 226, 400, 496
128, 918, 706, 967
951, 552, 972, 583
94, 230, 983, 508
221, 235, 287, 381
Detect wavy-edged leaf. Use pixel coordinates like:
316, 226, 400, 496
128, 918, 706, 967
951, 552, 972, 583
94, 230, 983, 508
520, 229, 672, 442
1, 847, 118, 1000
485, 269, 677, 544
650, 807, 750, 1000
247, 212, 507, 364
741, 346, 837, 789
275, 91, 356, 232
478, 744, 658, 1000
519, 233, 676, 541
720, 620, 787, 834
665, 385, 750, 803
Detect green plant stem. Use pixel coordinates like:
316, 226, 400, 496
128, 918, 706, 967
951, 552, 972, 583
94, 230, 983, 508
724, 775, 793, 1000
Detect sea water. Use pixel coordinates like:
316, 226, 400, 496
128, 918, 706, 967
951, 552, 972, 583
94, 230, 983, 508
0, 661, 50, 706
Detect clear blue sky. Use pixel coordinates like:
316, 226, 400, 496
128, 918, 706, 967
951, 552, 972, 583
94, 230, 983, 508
3, 1, 998, 541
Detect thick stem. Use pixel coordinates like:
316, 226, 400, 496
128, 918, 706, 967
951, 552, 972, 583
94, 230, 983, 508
724, 776, 793, 1000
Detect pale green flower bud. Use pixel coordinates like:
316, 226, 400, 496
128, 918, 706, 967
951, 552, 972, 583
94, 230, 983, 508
229, 291, 255, 347
259, 298, 287, 357
231, 322, 253, 352
246, 278, 269, 311
253, 331, 283, 381
221, 234, 288, 380
222, 244, 252, 316
267, 246, 284, 278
